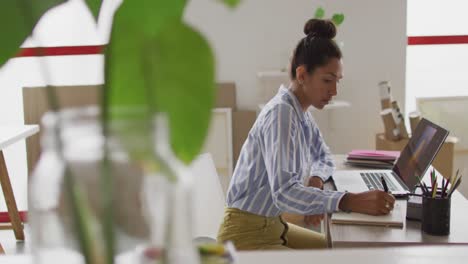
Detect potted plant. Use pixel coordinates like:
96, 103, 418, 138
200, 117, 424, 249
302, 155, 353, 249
0, 0, 241, 263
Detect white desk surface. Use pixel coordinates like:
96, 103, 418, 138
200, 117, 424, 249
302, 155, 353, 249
0, 125, 40, 150
2, 246, 468, 264
330, 155, 468, 247
236, 246, 468, 264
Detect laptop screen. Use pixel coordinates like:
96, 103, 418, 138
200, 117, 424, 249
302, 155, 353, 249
392, 118, 449, 191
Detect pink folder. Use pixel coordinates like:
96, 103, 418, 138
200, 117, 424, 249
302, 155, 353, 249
347, 150, 400, 160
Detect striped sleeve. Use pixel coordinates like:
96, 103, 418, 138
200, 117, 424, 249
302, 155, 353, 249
260, 104, 344, 215
309, 122, 336, 182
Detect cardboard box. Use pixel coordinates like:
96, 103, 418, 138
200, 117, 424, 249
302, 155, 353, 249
375, 133, 457, 178
215, 82, 236, 110
232, 110, 257, 166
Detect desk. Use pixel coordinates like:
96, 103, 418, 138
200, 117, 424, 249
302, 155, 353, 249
236, 246, 468, 264
0, 125, 39, 241
0, 246, 467, 263
328, 155, 468, 248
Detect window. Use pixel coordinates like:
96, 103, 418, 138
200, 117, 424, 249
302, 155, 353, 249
406, 0, 468, 114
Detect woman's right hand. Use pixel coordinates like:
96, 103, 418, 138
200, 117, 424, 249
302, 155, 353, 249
338, 190, 395, 216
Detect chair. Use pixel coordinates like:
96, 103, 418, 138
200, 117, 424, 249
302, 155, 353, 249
190, 153, 226, 241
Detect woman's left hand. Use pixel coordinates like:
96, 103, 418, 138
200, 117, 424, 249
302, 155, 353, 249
308, 176, 324, 189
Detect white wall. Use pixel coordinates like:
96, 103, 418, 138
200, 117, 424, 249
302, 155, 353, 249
0, 0, 407, 211
184, 0, 407, 153
0, 0, 114, 211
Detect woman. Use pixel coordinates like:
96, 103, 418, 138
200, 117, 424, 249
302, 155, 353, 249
217, 19, 395, 250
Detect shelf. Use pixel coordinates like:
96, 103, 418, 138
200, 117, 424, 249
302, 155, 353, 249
310, 100, 351, 111
257, 71, 289, 78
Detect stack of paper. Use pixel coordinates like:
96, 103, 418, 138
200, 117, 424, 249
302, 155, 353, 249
345, 150, 400, 169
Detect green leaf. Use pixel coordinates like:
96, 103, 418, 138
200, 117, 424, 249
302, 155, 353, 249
331, 13, 345, 26
0, 0, 66, 67
153, 23, 215, 163
104, 0, 189, 121
112, 0, 187, 37
84, 0, 102, 21
314, 7, 325, 19
220, 0, 241, 9
106, 1, 215, 164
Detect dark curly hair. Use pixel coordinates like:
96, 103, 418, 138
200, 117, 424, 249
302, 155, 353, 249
290, 19, 342, 80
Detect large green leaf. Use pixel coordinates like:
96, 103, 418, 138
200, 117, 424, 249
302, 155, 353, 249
104, 0, 189, 124
106, 0, 215, 164
112, 0, 187, 37
0, 0, 66, 67
84, 0, 102, 21
152, 23, 215, 163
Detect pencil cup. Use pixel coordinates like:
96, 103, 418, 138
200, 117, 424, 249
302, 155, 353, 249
421, 195, 451, 236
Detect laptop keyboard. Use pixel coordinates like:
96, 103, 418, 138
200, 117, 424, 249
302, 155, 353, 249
360, 172, 399, 191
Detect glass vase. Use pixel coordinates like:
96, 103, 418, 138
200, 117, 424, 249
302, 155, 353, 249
29, 107, 200, 264
29, 107, 151, 263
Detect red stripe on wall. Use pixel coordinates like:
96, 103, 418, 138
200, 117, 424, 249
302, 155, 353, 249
0, 211, 27, 223
11, 35, 468, 58
408, 35, 468, 45
16, 45, 105, 57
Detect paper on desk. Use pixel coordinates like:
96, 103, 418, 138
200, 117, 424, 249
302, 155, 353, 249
331, 203, 404, 228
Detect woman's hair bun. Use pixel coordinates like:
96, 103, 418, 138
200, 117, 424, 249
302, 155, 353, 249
303, 19, 336, 39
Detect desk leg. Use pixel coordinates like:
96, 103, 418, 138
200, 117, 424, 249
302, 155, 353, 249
0, 151, 24, 241
324, 213, 333, 248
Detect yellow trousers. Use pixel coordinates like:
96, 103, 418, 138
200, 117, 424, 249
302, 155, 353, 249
217, 208, 327, 250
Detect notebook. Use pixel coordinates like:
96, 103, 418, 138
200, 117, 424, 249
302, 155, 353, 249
331, 203, 404, 228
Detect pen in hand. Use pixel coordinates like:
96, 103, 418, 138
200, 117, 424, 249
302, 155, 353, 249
381, 176, 389, 193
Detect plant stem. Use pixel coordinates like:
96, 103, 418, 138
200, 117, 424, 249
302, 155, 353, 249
18, 2, 105, 263
100, 150, 115, 264
64, 166, 105, 264
102, 41, 115, 264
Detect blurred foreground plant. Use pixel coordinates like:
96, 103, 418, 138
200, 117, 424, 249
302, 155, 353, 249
0, 0, 241, 263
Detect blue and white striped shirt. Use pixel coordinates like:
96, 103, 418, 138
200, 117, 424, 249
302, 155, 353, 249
226, 85, 346, 217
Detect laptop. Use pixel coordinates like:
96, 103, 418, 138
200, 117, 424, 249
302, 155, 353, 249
333, 118, 449, 197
